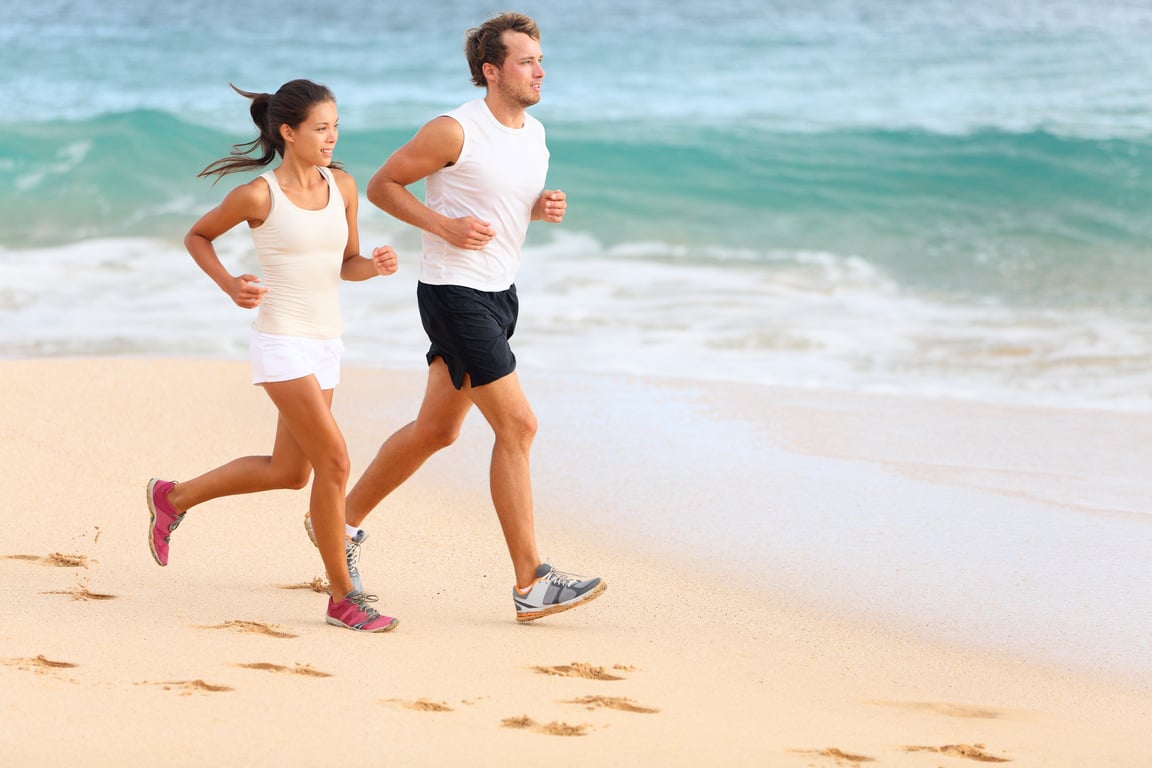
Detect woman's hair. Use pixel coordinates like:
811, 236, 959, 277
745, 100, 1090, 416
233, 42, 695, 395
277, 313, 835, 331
465, 12, 539, 88
197, 79, 340, 180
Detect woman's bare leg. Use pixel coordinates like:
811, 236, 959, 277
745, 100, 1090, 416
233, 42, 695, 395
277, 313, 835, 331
167, 411, 314, 511
259, 378, 354, 597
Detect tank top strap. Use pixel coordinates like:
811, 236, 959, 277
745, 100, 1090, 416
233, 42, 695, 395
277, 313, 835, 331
260, 169, 286, 210
317, 166, 340, 209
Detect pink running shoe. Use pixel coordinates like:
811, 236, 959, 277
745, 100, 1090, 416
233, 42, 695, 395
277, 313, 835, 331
147, 478, 185, 567
326, 591, 398, 633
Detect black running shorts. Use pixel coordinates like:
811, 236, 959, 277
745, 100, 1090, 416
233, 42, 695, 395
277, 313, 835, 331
417, 282, 518, 390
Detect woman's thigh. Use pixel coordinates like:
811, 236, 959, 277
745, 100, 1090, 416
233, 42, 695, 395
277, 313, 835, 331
261, 377, 346, 474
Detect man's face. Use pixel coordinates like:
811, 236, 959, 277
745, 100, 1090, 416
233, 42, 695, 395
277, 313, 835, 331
489, 31, 545, 108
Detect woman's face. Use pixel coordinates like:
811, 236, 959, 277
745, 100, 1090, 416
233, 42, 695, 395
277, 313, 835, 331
282, 100, 339, 165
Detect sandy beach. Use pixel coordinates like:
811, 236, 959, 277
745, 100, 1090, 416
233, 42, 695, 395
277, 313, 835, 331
1, 357, 1149, 767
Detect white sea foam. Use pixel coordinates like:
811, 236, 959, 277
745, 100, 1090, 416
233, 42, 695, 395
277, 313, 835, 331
15, 141, 92, 192
5, 231, 1149, 411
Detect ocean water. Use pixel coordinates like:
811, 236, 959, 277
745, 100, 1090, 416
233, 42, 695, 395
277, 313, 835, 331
3, 0, 1152, 409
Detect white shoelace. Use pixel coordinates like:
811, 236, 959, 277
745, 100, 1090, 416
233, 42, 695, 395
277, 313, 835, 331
545, 565, 584, 588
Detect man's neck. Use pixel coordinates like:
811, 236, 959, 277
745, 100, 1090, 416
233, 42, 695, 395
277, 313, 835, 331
483, 93, 527, 129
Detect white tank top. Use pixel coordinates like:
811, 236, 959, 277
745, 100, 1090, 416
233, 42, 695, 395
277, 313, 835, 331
420, 98, 549, 291
251, 166, 347, 338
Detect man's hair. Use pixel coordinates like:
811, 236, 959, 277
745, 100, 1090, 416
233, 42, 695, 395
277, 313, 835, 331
464, 12, 540, 88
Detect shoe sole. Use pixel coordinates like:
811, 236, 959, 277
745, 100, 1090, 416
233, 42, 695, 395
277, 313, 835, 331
145, 478, 166, 567
326, 615, 399, 633
515, 581, 607, 623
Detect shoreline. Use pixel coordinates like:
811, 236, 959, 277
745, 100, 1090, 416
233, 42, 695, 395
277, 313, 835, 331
1, 357, 1149, 766
511, 368, 1152, 689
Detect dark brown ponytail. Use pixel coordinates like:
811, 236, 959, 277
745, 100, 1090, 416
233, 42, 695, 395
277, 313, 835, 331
197, 80, 340, 181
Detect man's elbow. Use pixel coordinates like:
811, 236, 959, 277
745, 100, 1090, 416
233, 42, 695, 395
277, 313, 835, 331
365, 175, 395, 211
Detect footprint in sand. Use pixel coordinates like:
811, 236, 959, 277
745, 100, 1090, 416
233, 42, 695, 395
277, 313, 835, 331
2, 654, 77, 673
561, 695, 658, 714
3, 553, 89, 568
234, 662, 331, 678
41, 578, 116, 601
2, 655, 79, 685
873, 700, 1004, 720
383, 697, 457, 712
147, 679, 233, 696
790, 748, 875, 764
277, 578, 330, 594
905, 744, 1011, 763
501, 716, 590, 736
530, 662, 629, 680
195, 621, 297, 638
41, 586, 117, 601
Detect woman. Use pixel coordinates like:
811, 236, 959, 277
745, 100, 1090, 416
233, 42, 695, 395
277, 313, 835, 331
146, 79, 398, 633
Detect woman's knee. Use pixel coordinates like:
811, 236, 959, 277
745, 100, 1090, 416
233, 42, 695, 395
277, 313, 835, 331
313, 448, 351, 483
272, 464, 313, 491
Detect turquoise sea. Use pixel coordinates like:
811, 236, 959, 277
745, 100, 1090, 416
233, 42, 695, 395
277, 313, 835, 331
3, 0, 1152, 408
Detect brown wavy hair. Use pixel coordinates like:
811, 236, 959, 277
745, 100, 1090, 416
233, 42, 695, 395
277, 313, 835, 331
465, 13, 540, 88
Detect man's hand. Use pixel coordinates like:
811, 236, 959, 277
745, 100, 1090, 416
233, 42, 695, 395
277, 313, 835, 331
534, 189, 566, 223
441, 216, 496, 250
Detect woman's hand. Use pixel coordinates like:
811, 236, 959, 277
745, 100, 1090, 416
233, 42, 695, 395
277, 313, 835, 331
372, 245, 399, 276
228, 274, 269, 308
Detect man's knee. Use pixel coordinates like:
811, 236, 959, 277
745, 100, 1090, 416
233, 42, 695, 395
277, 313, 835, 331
519, 410, 539, 443
499, 407, 537, 446
420, 421, 462, 451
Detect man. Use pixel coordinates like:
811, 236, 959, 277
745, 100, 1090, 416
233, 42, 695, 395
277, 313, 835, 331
308, 12, 604, 622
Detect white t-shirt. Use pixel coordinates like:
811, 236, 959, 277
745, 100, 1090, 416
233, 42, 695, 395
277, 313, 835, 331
419, 98, 549, 291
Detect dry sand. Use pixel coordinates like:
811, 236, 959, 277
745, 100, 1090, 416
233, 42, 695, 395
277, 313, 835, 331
0, 358, 1149, 766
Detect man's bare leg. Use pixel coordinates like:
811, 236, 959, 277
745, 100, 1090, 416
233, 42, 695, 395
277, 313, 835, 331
345, 358, 472, 527
465, 370, 541, 588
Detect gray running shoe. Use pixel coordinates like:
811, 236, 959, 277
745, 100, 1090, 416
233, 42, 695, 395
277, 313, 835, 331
303, 513, 368, 594
513, 562, 606, 623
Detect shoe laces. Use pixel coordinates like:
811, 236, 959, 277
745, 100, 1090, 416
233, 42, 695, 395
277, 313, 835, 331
544, 564, 584, 588
163, 513, 186, 542
346, 590, 381, 615
345, 537, 363, 567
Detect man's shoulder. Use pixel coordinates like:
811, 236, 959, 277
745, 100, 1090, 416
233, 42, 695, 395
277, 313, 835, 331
442, 98, 484, 120
420, 113, 466, 144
